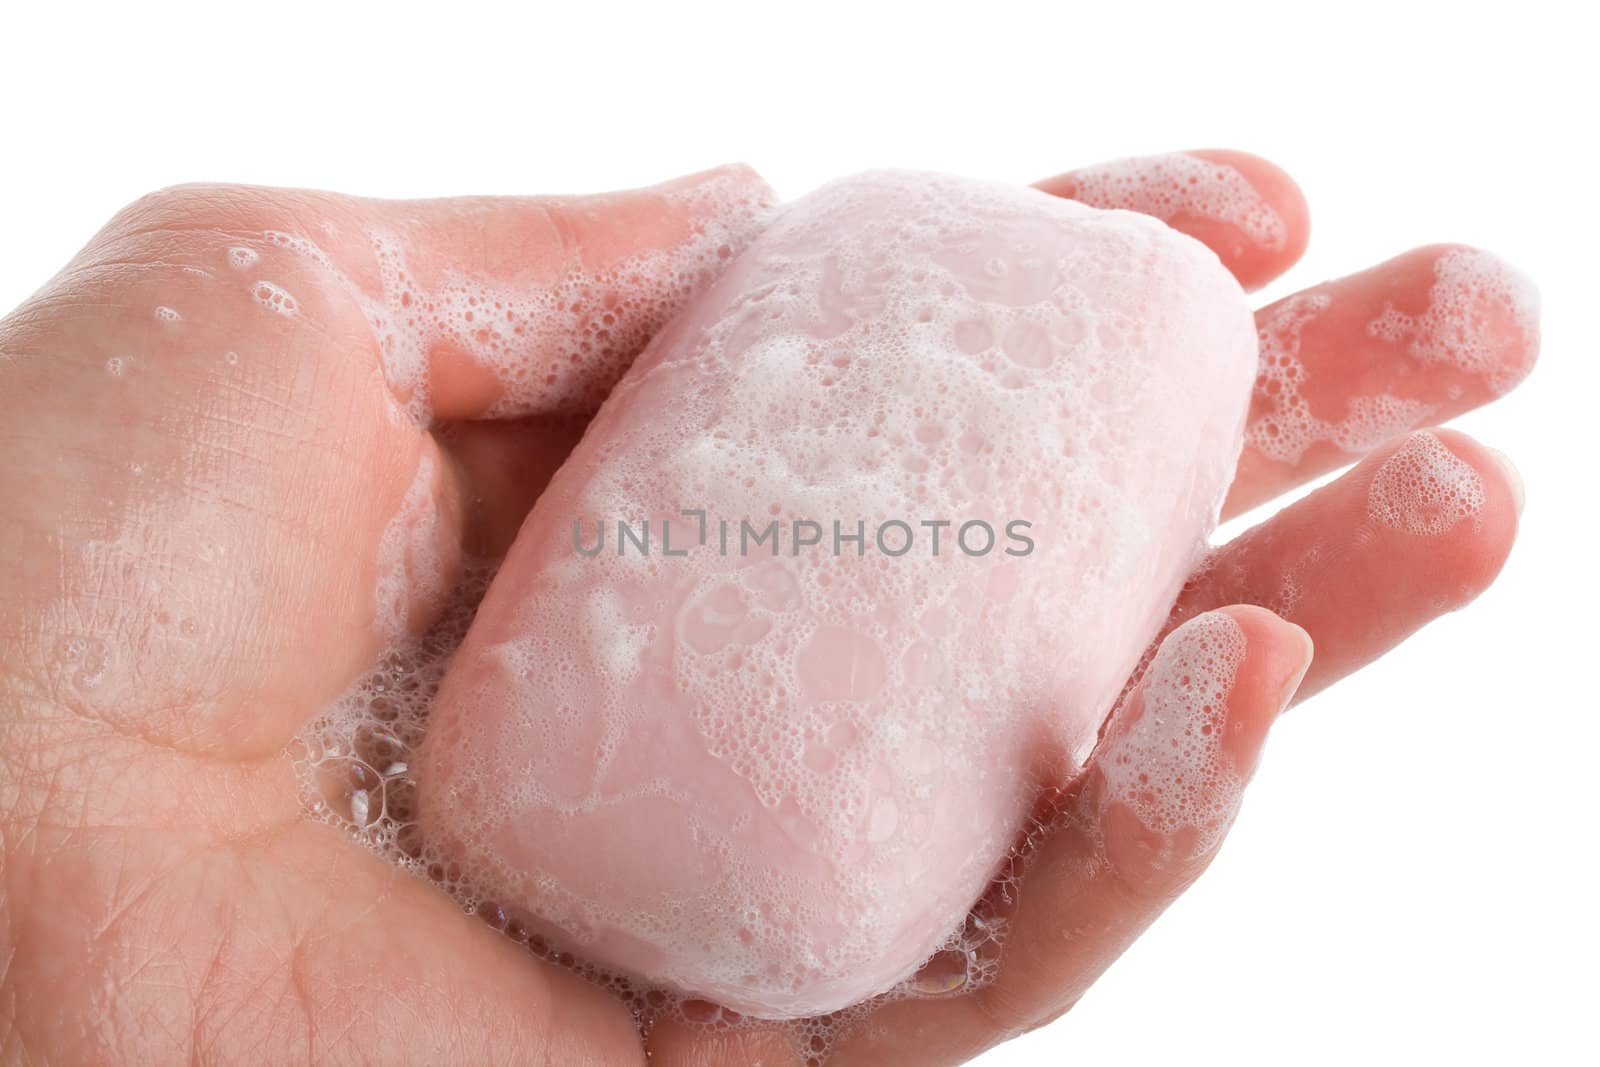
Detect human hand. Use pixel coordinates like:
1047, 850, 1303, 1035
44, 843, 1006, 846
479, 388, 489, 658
0, 151, 1533, 1065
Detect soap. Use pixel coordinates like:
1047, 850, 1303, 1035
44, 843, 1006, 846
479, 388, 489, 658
417, 171, 1258, 1018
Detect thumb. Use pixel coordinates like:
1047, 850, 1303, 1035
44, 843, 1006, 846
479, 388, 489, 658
0, 167, 771, 761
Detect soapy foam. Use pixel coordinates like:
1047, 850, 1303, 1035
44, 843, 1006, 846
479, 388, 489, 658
1066, 152, 1287, 249
1366, 430, 1485, 536
258, 171, 774, 424
417, 171, 1258, 1017
1367, 247, 1540, 394
294, 170, 1257, 1036
249, 280, 299, 318
1248, 292, 1433, 464
1094, 611, 1247, 852
291, 573, 1226, 1064
292, 558, 1030, 1061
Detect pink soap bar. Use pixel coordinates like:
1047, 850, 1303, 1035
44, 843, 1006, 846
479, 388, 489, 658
418, 171, 1257, 1018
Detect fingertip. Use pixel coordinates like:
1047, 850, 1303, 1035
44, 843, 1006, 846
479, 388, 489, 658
1227, 243, 1540, 514
1092, 606, 1306, 888
1198, 606, 1312, 767
1184, 149, 1311, 289
1370, 428, 1521, 603
1484, 446, 1526, 517
1037, 148, 1310, 291
1377, 243, 1540, 395
647, 161, 778, 208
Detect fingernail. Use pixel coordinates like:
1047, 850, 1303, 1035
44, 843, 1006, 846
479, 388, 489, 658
1485, 447, 1525, 516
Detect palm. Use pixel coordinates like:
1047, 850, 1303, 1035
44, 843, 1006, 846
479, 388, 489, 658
0, 153, 1532, 1066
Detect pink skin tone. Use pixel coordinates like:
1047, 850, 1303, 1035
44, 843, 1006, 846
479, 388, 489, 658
0, 151, 1534, 1065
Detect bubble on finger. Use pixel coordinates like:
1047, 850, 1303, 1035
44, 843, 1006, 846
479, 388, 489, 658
1366, 430, 1485, 536
1367, 247, 1540, 394
1093, 610, 1247, 852
227, 246, 260, 270
249, 280, 299, 317
261, 170, 776, 424
1065, 151, 1287, 250
1247, 291, 1434, 464
154, 305, 182, 322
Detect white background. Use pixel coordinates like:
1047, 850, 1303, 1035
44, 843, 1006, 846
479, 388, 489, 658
2, 3, 1593, 1064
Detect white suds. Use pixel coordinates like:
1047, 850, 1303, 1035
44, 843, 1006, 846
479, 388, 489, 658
1248, 292, 1433, 463
1067, 152, 1286, 249
1367, 247, 1540, 394
227, 246, 260, 269
261, 170, 775, 424
292, 559, 1020, 1061
250, 280, 299, 317
1095, 610, 1247, 851
153, 305, 181, 322
1366, 430, 1485, 536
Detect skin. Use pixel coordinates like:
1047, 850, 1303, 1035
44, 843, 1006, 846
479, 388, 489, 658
0, 151, 1534, 1065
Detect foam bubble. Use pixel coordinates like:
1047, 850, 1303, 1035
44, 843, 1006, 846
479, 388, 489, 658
1366, 430, 1485, 536
292, 561, 490, 874
249, 280, 299, 317
290, 557, 1039, 1057
153, 305, 181, 322
262, 171, 775, 424
1367, 247, 1539, 393
1248, 292, 1433, 463
227, 246, 260, 269
1094, 611, 1247, 851
1066, 152, 1287, 249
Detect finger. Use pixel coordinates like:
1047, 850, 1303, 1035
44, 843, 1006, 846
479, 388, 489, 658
119, 166, 774, 425
1225, 245, 1539, 518
368, 166, 773, 422
692, 606, 1307, 1066
1186, 428, 1520, 701
1035, 149, 1310, 291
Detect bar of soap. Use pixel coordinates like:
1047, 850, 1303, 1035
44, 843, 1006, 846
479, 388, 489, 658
418, 171, 1257, 1018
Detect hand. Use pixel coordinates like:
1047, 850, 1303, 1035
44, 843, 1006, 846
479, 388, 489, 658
0, 152, 1534, 1065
